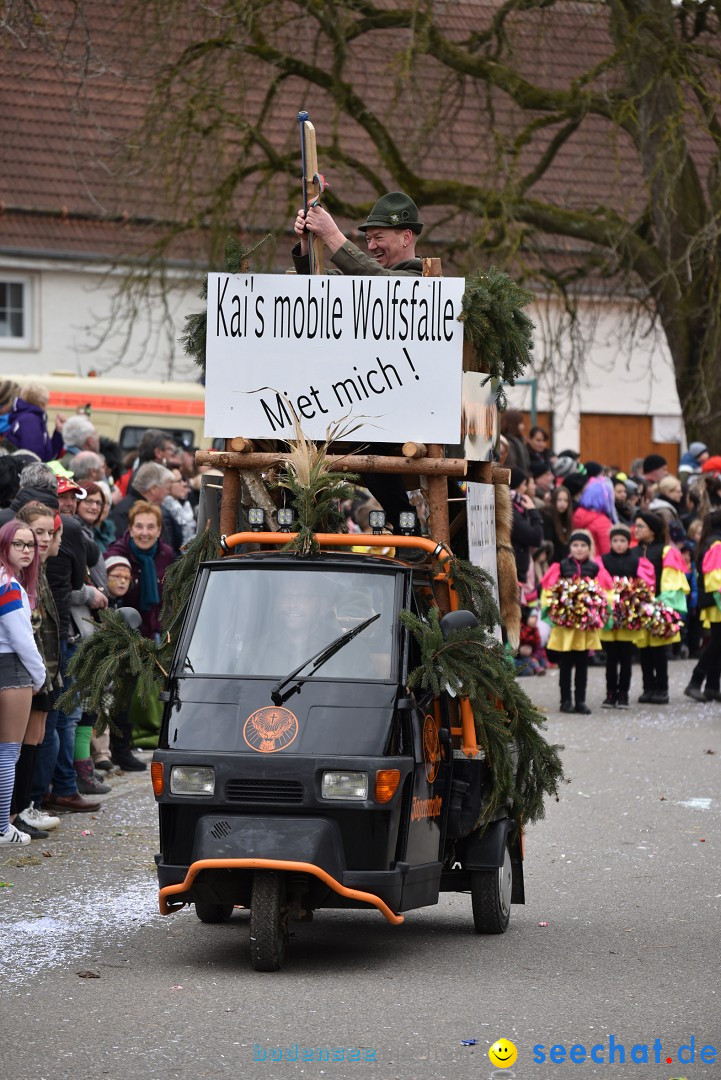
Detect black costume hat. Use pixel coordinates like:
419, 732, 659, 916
643, 453, 667, 474
357, 192, 423, 234
609, 523, 631, 540
635, 509, 664, 540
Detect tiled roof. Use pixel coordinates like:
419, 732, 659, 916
0, 1, 714, 275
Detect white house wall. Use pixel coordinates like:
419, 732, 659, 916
505, 296, 682, 452
0, 258, 201, 382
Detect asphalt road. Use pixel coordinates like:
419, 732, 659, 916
1, 658, 719, 1080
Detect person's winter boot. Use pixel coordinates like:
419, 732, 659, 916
616, 694, 630, 709
601, 696, 617, 709
74, 759, 111, 795
560, 700, 574, 714
684, 683, 707, 703
110, 747, 147, 772
574, 701, 592, 715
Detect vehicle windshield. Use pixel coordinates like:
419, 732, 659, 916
181, 567, 397, 680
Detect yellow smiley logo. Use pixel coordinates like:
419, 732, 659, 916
488, 1039, 518, 1068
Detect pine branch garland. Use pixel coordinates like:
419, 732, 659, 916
401, 596, 566, 830
59, 525, 221, 734
179, 234, 271, 371
459, 266, 535, 409
58, 609, 166, 732
439, 554, 501, 633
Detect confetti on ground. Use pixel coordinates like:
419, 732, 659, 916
77, 970, 100, 979
460, 1039, 477, 1046
0, 881, 13, 888
538, 921, 549, 927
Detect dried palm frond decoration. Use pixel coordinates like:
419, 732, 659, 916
275, 411, 360, 555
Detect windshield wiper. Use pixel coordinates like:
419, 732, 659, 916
270, 613, 380, 705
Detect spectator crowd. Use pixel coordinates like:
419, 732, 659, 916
0, 379, 208, 846
500, 410, 721, 715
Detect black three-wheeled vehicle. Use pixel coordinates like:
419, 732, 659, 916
152, 532, 524, 970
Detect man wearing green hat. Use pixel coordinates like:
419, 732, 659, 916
292, 191, 423, 276
291, 192, 425, 535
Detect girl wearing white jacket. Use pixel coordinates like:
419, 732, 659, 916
0, 520, 46, 845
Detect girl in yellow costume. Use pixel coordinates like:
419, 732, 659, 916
684, 509, 721, 703
541, 529, 613, 715
599, 524, 655, 709
633, 511, 689, 705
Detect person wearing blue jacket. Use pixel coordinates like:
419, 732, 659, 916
5, 383, 64, 462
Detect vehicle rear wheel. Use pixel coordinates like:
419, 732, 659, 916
250, 871, 288, 971
195, 900, 234, 924
471, 844, 512, 934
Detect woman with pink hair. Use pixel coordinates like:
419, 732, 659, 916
0, 520, 46, 845
572, 476, 618, 556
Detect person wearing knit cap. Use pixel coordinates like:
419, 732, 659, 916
529, 459, 554, 504
562, 472, 588, 498
642, 453, 668, 483
633, 510, 689, 704
701, 455, 721, 476
553, 455, 577, 480
679, 441, 709, 474
540, 529, 613, 714
509, 467, 528, 492
599, 524, 651, 708
583, 461, 604, 478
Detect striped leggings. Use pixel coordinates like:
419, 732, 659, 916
0, 742, 21, 833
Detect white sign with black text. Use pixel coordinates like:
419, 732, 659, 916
204, 273, 465, 442
466, 481, 500, 635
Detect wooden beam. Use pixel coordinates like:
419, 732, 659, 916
219, 438, 239, 538
401, 441, 428, 459
197, 450, 467, 476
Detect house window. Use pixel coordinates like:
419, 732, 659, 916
0, 277, 34, 347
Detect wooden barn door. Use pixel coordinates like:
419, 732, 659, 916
579, 415, 679, 474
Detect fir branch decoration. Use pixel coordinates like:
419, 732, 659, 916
58, 610, 166, 732
275, 415, 361, 555
400, 602, 566, 830
460, 267, 535, 408
59, 525, 221, 734
179, 234, 271, 372
440, 555, 501, 634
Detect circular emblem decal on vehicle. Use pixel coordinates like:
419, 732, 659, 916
243, 706, 299, 754
423, 714, 440, 783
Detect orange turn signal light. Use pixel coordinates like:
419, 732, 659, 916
375, 769, 401, 803
151, 761, 164, 797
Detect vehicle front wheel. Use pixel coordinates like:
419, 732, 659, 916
471, 844, 512, 934
250, 871, 288, 971
195, 900, 234, 924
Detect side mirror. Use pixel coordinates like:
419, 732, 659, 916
117, 606, 142, 632
439, 609, 479, 639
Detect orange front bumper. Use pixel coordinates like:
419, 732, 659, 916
158, 857, 404, 925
